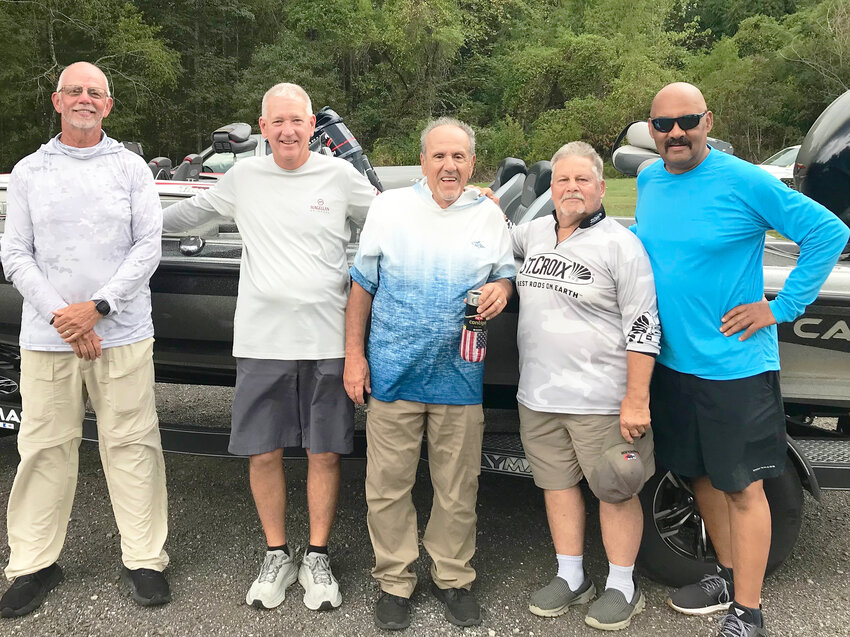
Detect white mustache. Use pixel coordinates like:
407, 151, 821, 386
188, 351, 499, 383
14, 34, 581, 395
560, 192, 585, 203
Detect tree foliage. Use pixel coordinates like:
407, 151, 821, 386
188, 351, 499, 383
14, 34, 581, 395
0, 0, 847, 172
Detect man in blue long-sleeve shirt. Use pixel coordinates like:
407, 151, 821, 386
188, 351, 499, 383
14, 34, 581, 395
633, 82, 849, 637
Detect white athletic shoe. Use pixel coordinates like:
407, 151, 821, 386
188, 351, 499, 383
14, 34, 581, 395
298, 551, 342, 611
245, 549, 298, 609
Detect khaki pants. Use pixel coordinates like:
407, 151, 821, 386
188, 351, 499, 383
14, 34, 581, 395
365, 397, 484, 597
5, 338, 169, 580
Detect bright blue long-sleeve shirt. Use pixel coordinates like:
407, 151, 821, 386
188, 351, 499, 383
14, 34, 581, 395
634, 148, 849, 380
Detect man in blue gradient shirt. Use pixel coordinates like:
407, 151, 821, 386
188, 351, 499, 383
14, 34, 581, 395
344, 117, 514, 631
633, 82, 849, 637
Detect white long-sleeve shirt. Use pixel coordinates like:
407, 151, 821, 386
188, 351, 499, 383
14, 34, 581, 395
163, 153, 376, 359
1, 134, 162, 351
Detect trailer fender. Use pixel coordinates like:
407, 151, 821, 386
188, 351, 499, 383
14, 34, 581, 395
786, 433, 821, 502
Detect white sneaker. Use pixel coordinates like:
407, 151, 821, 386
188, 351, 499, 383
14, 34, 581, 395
298, 551, 342, 611
246, 550, 298, 609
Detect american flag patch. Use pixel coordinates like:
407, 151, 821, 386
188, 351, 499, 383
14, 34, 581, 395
621, 450, 639, 461
460, 325, 487, 363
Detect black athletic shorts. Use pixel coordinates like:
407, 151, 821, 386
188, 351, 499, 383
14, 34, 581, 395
649, 363, 786, 492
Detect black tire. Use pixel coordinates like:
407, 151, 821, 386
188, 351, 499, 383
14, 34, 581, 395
636, 459, 803, 587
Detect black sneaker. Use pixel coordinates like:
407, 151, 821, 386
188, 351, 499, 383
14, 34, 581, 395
0, 563, 64, 618
668, 571, 733, 615
431, 583, 481, 627
717, 611, 768, 636
375, 591, 410, 631
120, 567, 171, 607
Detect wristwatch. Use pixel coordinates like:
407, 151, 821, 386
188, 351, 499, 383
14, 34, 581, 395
93, 299, 110, 316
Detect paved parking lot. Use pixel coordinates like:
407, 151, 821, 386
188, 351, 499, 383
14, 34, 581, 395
0, 384, 847, 636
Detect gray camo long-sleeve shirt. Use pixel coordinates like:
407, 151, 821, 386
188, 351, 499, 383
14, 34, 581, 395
1, 133, 162, 351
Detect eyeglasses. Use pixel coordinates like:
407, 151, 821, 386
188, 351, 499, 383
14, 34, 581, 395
58, 86, 109, 100
650, 111, 707, 133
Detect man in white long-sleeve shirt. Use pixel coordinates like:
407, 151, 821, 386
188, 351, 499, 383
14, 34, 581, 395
163, 82, 375, 613
0, 61, 170, 618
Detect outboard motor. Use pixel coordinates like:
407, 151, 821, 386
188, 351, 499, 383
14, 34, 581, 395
172, 154, 203, 182
794, 89, 850, 246
506, 160, 552, 224
149, 157, 173, 180
491, 158, 527, 217
311, 107, 383, 192
211, 123, 258, 155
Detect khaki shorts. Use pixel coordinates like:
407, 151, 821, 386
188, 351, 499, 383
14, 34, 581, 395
518, 403, 655, 493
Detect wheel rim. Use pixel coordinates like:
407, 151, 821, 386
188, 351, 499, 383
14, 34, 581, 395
652, 471, 716, 563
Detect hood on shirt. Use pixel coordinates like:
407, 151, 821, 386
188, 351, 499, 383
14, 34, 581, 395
40, 131, 127, 161
413, 177, 486, 210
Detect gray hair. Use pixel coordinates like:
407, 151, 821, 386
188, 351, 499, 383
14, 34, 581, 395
420, 117, 476, 156
262, 83, 313, 119
551, 141, 603, 181
55, 62, 112, 97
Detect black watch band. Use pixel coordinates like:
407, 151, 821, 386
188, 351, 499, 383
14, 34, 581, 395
94, 299, 110, 316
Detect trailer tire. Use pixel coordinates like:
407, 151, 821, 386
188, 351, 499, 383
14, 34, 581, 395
636, 461, 803, 587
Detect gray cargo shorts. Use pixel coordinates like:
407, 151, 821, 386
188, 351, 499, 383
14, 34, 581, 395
229, 357, 354, 456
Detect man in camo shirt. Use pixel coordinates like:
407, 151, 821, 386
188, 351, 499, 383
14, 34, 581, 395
0, 61, 170, 618
511, 142, 660, 632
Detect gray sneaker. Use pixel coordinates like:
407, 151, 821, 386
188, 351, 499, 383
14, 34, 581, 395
585, 580, 645, 631
668, 573, 733, 615
529, 574, 596, 617
245, 549, 298, 609
298, 551, 342, 611
717, 612, 768, 636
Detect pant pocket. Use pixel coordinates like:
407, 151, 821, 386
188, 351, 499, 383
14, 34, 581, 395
19, 351, 55, 425
107, 341, 154, 415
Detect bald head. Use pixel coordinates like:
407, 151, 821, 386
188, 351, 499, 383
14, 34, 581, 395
650, 82, 706, 117
647, 82, 713, 175
56, 62, 111, 97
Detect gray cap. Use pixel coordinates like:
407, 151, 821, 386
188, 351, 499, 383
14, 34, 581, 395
587, 442, 646, 503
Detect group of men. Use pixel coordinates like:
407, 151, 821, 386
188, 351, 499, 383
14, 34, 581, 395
0, 60, 847, 637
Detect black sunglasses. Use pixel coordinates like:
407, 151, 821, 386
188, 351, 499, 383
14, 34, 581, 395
650, 111, 707, 133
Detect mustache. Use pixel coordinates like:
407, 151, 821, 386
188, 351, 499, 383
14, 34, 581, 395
560, 192, 585, 203
666, 136, 691, 150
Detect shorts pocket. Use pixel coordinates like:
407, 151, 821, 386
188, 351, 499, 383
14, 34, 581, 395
107, 341, 154, 415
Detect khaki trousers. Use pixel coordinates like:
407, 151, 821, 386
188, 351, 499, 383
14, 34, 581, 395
365, 397, 484, 597
5, 338, 169, 580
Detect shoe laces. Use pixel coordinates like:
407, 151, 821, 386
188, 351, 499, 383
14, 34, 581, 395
305, 553, 333, 585
699, 574, 732, 603
717, 613, 753, 637
257, 553, 286, 584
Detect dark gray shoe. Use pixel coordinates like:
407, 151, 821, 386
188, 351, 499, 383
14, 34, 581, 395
668, 572, 733, 615
717, 612, 768, 636
120, 567, 171, 607
431, 584, 481, 627
529, 574, 596, 617
375, 592, 410, 631
585, 579, 645, 631
0, 563, 64, 618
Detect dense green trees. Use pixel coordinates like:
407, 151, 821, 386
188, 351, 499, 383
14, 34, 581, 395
0, 0, 847, 173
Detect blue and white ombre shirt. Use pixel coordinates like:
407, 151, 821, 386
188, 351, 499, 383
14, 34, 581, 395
350, 179, 515, 405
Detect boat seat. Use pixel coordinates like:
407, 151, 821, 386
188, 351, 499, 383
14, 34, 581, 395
489, 157, 527, 191
506, 161, 551, 225
149, 157, 173, 180
172, 154, 203, 182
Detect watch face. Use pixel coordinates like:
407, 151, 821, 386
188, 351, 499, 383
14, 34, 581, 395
96, 300, 110, 315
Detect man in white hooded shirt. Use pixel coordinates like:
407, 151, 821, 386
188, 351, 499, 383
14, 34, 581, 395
0, 61, 169, 618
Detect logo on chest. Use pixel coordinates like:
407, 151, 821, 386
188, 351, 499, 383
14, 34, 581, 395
519, 253, 594, 285
309, 198, 331, 214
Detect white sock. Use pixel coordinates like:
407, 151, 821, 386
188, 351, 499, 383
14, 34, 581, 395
555, 554, 584, 591
605, 562, 635, 600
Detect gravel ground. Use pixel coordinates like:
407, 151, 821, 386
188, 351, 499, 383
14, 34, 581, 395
0, 383, 848, 637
